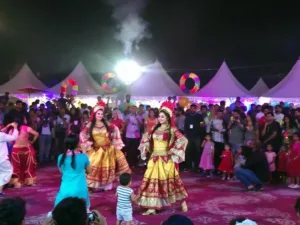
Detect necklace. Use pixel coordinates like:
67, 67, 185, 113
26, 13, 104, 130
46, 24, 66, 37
95, 121, 103, 127
158, 124, 170, 131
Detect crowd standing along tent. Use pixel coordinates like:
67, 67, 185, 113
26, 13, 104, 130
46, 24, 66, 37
262, 59, 300, 99
250, 77, 269, 97
128, 60, 184, 99
191, 61, 254, 98
47, 62, 105, 96
0, 63, 47, 94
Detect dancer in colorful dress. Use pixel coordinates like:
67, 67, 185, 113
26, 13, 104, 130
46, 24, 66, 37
137, 101, 188, 215
218, 144, 234, 180
10, 116, 39, 187
79, 101, 131, 191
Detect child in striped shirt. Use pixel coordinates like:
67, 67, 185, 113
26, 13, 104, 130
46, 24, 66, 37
116, 173, 138, 225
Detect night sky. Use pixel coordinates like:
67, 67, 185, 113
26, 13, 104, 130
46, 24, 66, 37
1, 0, 300, 89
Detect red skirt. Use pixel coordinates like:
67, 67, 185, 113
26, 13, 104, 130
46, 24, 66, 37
277, 154, 288, 172
287, 153, 300, 177
10, 145, 37, 185
218, 157, 233, 173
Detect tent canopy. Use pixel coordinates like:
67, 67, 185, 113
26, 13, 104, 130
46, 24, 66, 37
0, 64, 47, 94
47, 62, 104, 96
263, 59, 300, 98
129, 60, 184, 97
250, 77, 269, 97
192, 61, 253, 98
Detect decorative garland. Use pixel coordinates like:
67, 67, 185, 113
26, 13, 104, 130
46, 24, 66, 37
60, 78, 78, 96
179, 73, 200, 94
101, 73, 119, 93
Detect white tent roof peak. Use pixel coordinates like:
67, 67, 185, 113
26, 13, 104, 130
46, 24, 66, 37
0, 63, 47, 94
263, 59, 300, 98
192, 61, 253, 98
129, 60, 184, 97
47, 62, 104, 95
250, 77, 269, 96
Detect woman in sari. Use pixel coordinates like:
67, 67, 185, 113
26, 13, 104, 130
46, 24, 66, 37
137, 101, 188, 215
79, 101, 131, 191
10, 116, 39, 188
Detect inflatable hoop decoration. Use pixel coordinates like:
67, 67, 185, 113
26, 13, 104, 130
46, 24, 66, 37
60, 78, 79, 96
179, 73, 200, 94
101, 73, 119, 93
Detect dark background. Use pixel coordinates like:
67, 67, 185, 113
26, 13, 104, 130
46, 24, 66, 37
1, 0, 300, 89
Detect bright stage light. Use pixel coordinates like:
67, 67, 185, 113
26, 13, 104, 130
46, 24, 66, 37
115, 60, 143, 85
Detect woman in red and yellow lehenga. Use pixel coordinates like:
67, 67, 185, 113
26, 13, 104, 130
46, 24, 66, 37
136, 101, 188, 215
79, 101, 131, 191
10, 116, 39, 188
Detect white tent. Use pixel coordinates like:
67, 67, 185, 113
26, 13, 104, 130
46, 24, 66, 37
47, 62, 105, 96
192, 61, 253, 98
0, 64, 47, 94
128, 60, 184, 97
250, 77, 269, 96
263, 59, 300, 98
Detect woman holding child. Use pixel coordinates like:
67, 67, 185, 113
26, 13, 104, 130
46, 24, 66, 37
137, 101, 188, 215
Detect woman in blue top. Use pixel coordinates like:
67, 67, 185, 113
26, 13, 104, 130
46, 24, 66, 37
54, 134, 91, 209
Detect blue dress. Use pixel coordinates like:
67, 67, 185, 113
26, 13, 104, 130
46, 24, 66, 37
54, 153, 90, 208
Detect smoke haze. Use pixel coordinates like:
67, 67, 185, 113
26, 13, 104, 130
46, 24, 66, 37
106, 0, 151, 56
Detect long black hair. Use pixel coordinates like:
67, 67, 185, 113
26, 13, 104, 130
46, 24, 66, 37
0, 197, 26, 225
59, 134, 79, 169
150, 110, 172, 151
52, 197, 87, 225
89, 109, 110, 138
13, 115, 25, 131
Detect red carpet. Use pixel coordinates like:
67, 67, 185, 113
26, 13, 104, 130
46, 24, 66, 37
5, 166, 299, 225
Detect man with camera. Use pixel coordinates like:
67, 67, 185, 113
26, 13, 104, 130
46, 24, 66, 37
43, 197, 107, 225
227, 109, 244, 155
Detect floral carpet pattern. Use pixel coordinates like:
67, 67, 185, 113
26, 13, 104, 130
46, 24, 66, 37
4, 166, 299, 225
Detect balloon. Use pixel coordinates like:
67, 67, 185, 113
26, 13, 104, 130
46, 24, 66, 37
178, 97, 189, 107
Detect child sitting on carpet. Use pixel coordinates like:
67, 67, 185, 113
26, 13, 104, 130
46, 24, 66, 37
116, 173, 138, 225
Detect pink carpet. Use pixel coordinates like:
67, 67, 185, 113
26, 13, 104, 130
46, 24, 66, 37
5, 166, 299, 225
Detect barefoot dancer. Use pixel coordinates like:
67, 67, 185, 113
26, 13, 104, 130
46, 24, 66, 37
136, 101, 188, 215
10, 116, 39, 187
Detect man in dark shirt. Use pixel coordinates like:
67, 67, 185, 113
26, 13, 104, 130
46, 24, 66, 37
184, 104, 205, 171
262, 112, 282, 153
58, 93, 68, 108
234, 144, 270, 191
3, 100, 24, 125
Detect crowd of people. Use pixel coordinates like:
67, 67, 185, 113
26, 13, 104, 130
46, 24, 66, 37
0, 92, 300, 224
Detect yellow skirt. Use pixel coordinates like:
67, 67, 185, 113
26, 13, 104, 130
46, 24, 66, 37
87, 146, 131, 188
136, 157, 188, 209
